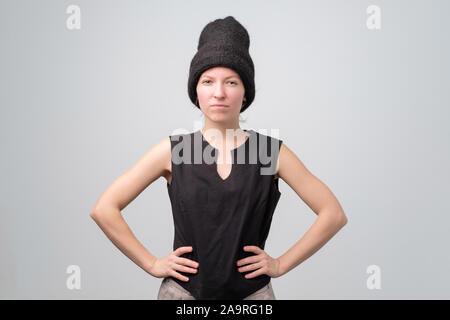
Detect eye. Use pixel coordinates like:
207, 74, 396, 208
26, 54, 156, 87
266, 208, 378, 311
201, 79, 237, 85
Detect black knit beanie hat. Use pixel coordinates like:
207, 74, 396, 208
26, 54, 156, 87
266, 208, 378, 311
188, 16, 255, 113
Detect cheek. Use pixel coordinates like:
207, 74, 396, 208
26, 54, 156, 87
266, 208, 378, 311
196, 88, 209, 100
230, 90, 245, 102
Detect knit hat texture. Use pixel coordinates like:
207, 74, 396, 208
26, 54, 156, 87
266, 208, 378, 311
188, 16, 255, 113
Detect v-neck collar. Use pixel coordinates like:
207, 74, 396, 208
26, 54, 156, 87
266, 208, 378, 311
198, 129, 253, 182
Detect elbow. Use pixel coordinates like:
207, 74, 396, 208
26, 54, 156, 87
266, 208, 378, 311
90, 203, 119, 221
319, 207, 348, 227
339, 212, 348, 227
90, 208, 100, 220
89, 204, 105, 221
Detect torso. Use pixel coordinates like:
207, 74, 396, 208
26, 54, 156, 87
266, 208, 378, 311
165, 128, 283, 299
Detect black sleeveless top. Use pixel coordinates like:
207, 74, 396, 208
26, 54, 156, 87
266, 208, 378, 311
166, 128, 283, 300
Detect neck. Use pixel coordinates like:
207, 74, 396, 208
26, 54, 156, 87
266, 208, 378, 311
201, 119, 247, 150
202, 117, 243, 134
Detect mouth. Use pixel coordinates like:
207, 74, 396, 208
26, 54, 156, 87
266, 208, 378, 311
211, 104, 229, 108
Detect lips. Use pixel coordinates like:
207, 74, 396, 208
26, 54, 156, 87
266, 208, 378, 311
211, 104, 229, 108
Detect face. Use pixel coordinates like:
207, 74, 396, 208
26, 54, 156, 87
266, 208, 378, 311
196, 66, 246, 123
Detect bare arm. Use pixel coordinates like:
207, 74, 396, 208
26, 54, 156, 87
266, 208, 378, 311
89, 137, 171, 276
276, 143, 348, 276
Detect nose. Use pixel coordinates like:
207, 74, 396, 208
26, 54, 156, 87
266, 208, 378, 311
213, 82, 226, 99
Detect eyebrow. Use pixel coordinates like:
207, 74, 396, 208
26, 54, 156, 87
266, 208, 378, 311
201, 75, 239, 79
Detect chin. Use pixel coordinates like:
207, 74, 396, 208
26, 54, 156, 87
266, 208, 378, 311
208, 114, 235, 122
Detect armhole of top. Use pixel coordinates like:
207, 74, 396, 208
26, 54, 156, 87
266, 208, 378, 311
274, 139, 283, 180
167, 135, 174, 187
271, 138, 283, 196
167, 133, 187, 187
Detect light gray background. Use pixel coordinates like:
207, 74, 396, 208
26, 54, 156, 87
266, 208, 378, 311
1, 0, 449, 299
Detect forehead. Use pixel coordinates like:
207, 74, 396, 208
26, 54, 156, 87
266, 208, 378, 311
200, 66, 239, 78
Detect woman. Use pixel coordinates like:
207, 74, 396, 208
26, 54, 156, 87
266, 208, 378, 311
90, 16, 348, 300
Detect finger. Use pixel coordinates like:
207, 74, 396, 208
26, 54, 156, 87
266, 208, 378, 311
243, 245, 263, 254
170, 270, 189, 282
244, 267, 265, 279
238, 262, 263, 273
174, 246, 193, 256
236, 255, 260, 267
173, 263, 198, 274
177, 257, 200, 269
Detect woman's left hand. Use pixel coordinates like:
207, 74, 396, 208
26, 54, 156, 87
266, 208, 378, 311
236, 246, 282, 279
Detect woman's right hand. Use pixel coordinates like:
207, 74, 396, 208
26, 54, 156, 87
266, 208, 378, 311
150, 246, 199, 282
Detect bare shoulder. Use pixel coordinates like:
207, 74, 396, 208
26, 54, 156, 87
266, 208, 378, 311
277, 142, 314, 191
150, 136, 172, 183
159, 136, 172, 173
91, 136, 172, 212
277, 142, 343, 215
136, 135, 172, 174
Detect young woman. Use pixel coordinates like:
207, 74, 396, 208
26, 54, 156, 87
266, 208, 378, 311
90, 16, 347, 300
